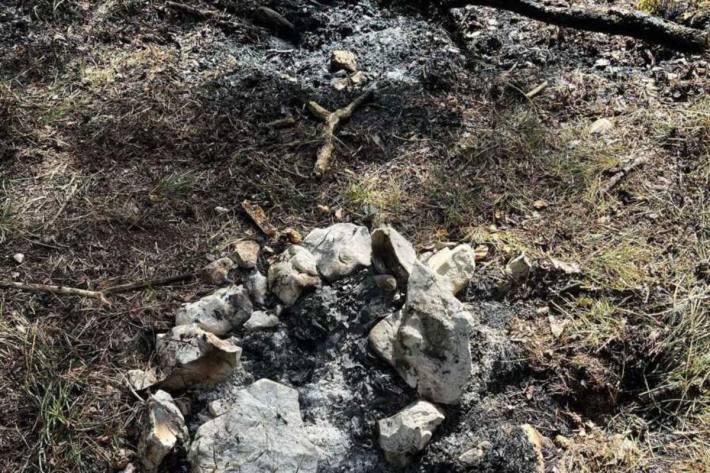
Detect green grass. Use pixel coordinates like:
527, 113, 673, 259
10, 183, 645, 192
150, 170, 202, 202
572, 298, 627, 351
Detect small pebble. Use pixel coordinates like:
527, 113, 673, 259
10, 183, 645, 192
13, 253, 24, 264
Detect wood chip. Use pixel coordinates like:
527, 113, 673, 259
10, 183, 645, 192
241, 200, 277, 237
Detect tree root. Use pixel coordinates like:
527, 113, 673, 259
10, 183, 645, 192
0, 272, 196, 306
441, 0, 708, 51
307, 89, 374, 178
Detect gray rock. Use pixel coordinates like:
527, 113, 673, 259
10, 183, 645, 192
189, 379, 319, 473
233, 239, 260, 269
426, 244, 476, 295
174, 285, 252, 335
127, 368, 161, 391
371, 225, 417, 287
267, 245, 321, 306
505, 254, 531, 282
373, 274, 397, 292
370, 261, 473, 404
458, 440, 493, 466
243, 310, 279, 331
245, 269, 268, 305
368, 311, 403, 366
303, 223, 372, 281
137, 390, 189, 472
156, 324, 241, 391
378, 400, 445, 466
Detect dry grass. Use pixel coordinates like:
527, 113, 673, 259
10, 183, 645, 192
0, 0, 708, 470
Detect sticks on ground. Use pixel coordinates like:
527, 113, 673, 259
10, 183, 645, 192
440, 0, 708, 51
0, 272, 197, 306
307, 89, 374, 178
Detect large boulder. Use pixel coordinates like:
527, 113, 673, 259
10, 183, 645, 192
267, 245, 321, 306
189, 379, 319, 473
371, 225, 417, 287
174, 285, 252, 336
426, 244, 476, 295
137, 390, 189, 472
370, 261, 474, 404
303, 223, 372, 281
156, 324, 241, 391
378, 400, 445, 466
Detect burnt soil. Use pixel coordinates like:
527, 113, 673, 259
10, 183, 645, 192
1, 0, 708, 472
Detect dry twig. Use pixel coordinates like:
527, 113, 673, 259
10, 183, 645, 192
1, 272, 197, 306
307, 89, 374, 177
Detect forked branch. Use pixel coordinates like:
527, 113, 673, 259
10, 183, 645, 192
308, 89, 374, 178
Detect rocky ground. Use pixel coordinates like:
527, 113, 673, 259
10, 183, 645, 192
1, 0, 708, 472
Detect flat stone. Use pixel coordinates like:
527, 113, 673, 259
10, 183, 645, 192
506, 254, 531, 282
303, 223, 372, 281
156, 324, 241, 391
243, 310, 280, 331
233, 239, 260, 269
267, 245, 321, 306
371, 225, 417, 288
189, 379, 319, 473
127, 368, 161, 391
175, 285, 252, 335
137, 390, 189, 472
378, 400, 445, 466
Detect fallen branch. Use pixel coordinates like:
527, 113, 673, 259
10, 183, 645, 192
600, 155, 649, 194
0, 281, 111, 305
440, 0, 708, 51
1, 272, 197, 305
307, 89, 374, 178
525, 80, 548, 99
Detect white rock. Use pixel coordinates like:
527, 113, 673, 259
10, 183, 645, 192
303, 223, 372, 281
175, 285, 252, 335
245, 269, 268, 305
378, 400, 445, 466
189, 379, 319, 473
127, 368, 161, 391
156, 324, 241, 391
137, 390, 189, 472
426, 244, 476, 294
233, 239, 260, 269
267, 245, 321, 306
373, 261, 474, 404
13, 253, 24, 264
590, 117, 614, 135
243, 310, 279, 331
371, 225, 417, 287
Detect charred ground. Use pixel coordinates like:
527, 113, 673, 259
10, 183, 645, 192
1, 0, 708, 471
